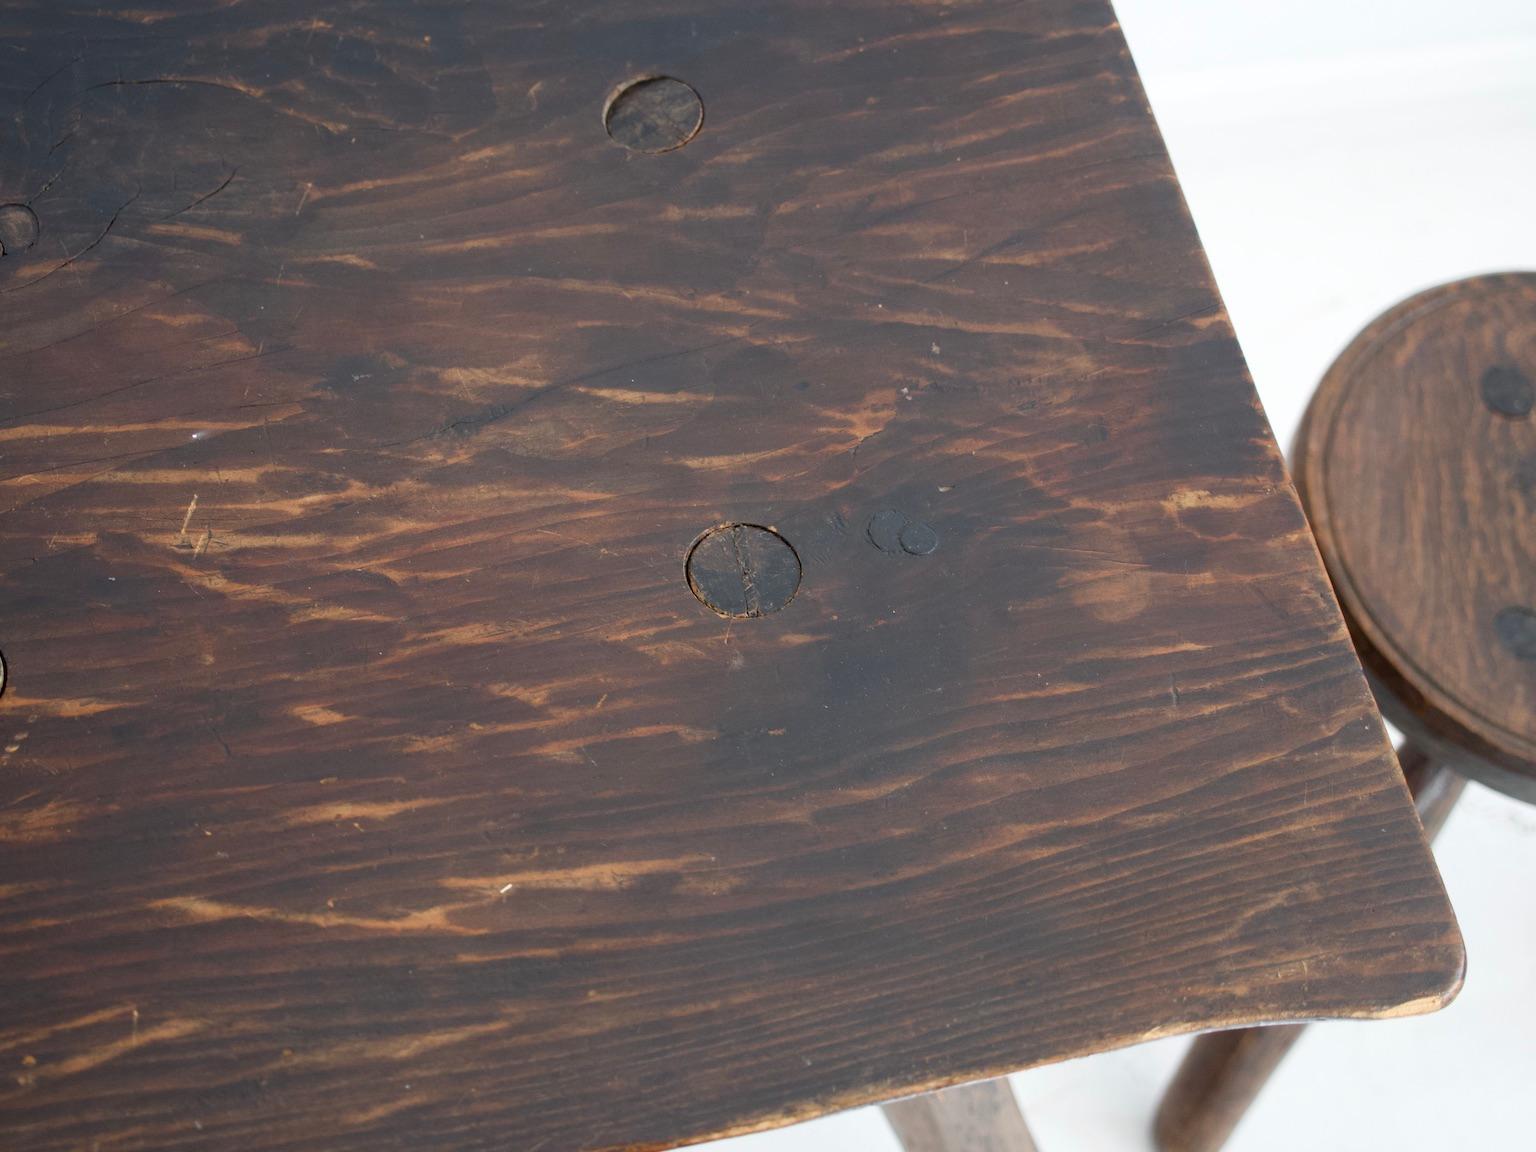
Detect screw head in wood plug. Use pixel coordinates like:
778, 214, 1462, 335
1495, 606, 1536, 662
1482, 365, 1533, 417
866, 508, 940, 556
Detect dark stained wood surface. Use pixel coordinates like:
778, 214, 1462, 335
1152, 742, 1468, 1152
1295, 273, 1536, 799
1154, 274, 1536, 1152
0, 3, 1462, 1150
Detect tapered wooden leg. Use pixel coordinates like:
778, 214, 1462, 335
1395, 742, 1468, 843
883, 1079, 1039, 1152
1152, 742, 1465, 1152
1152, 1024, 1306, 1152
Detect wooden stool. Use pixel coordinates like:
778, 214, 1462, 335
0, 4, 1464, 1150
1155, 273, 1536, 1152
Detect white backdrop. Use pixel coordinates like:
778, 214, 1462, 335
703, 3, 1536, 1148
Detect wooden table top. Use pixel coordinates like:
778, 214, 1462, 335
0, 3, 1462, 1150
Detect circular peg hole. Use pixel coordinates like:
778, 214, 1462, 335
686, 524, 800, 618
605, 76, 704, 153
0, 204, 40, 257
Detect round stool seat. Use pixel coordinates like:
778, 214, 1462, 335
1295, 273, 1536, 800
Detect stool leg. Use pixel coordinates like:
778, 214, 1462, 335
884, 1078, 1040, 1152
1152, 742, 1465, 1152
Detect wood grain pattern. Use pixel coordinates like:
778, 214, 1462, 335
0, 3, 1461, 1150
1158, 275, 1533, 1152
1294, 273, 1536, 799
1152, 743, 1467, 1152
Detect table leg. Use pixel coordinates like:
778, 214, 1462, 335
1152, 742, 1465, 1152
883, 1078, 1040, 1152
1395, 742, 1470, 843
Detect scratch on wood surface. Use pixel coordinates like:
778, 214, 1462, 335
288, 704, 354, 726
442, 855, 714, 893
160, 166, 237, 221
152, 895, 488, 936
176, 493, 198, 543
0, 1004, 140, 1055
283, 797, 450, 826
142, 220, 244, 245
520, 723, 717, 761
41, 1017, 205, 1080
0, 798, 99, 843
1164, 487, 1264, 513
0, 695, 123, 717
342, 1093, 429, 1127
288, 1020, 514, 1075
0, 188, 141, 296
